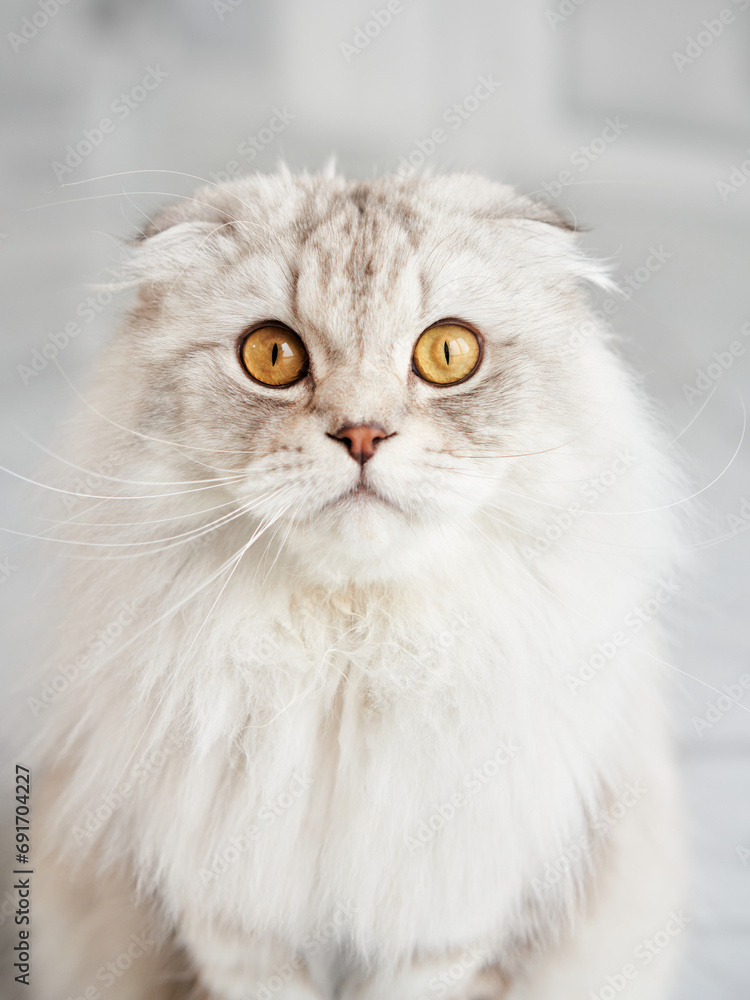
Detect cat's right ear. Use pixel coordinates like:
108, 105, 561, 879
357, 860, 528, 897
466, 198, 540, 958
126, 189, 242, 285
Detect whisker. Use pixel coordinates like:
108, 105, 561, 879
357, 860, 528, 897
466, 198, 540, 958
52, 359, 257, 462
465, 519, 726, 725
0, 461, 244, 502
633, 645, 750, 717
256, 494, 305, 588
50, 490, 290, 560
485, 393, 745, 516
15, 426, 246, 487
666, 383, 718, 447
1, 496, 110, 560
3, 495, 254, 550
76, 500, 298, 841
59, 168, 230, 190
44, 494, 300, 767
33, 494, 242, 530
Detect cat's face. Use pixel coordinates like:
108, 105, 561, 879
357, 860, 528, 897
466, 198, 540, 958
125, 171, 611, 582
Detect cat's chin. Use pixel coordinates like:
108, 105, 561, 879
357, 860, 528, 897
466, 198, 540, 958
283, 495, 458, 585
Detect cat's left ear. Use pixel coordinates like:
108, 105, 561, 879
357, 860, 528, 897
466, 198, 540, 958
511, 199, 580, 233
510, 200, 617, 295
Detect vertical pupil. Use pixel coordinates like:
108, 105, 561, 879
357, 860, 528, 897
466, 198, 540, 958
271, 342, 279, 366
443, 340, 450, 365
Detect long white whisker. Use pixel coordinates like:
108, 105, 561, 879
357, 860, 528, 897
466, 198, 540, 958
12, 489, 289, 560
0, 462, 243, 502
48, 496, 298, 750
77, 499, 298, 840
3, 495, 258, 551
470, 394, 745, 516
51, 358, 256, 462
666, 384, 718, 447
14, 426, 245, 487
633, 645, 750, 716
33, 493, 242, 530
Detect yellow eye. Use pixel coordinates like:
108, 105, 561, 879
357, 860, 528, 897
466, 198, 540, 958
241, 326, 308, 386
412, 324, 481, 384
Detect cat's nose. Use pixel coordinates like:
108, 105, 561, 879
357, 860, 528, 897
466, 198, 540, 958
329, 424, 389, 465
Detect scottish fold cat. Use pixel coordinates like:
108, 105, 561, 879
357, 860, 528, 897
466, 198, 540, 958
30, 167, 686, 1000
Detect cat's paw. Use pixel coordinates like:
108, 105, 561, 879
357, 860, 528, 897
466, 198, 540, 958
455, 966, 508, 1000
198, 978, 321, 1000
342, 959, 507, 1000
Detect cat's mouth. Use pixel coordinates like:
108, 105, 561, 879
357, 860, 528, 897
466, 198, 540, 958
344, 483, 382, 502
328, 478, 395, 510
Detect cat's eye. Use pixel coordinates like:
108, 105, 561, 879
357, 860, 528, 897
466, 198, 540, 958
412, 323, 481, 385
240, 325, 308, 386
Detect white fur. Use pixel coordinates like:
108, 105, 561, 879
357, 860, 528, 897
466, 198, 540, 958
29, 169, 686, 1000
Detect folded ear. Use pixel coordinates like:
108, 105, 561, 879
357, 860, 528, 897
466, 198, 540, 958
512, 198, 580, 233
134, 188, 239, 242
495, 194, 616, 294
127, 185, 244, 285
525, 219, 617, 294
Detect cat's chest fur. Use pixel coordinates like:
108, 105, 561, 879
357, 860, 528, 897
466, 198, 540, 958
118, 568, 627, 958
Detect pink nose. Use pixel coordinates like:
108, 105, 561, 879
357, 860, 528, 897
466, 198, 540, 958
330, 424, 388, 465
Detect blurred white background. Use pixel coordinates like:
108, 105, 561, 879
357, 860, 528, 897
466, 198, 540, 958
1, 0, 749, 995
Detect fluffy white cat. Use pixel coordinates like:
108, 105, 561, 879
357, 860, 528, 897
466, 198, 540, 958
29, 167, 686, 1000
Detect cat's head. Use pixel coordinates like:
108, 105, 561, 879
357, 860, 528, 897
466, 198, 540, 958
118, 168, 619, 583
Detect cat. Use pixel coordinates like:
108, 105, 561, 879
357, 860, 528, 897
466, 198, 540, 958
27, 165, 687, 1000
